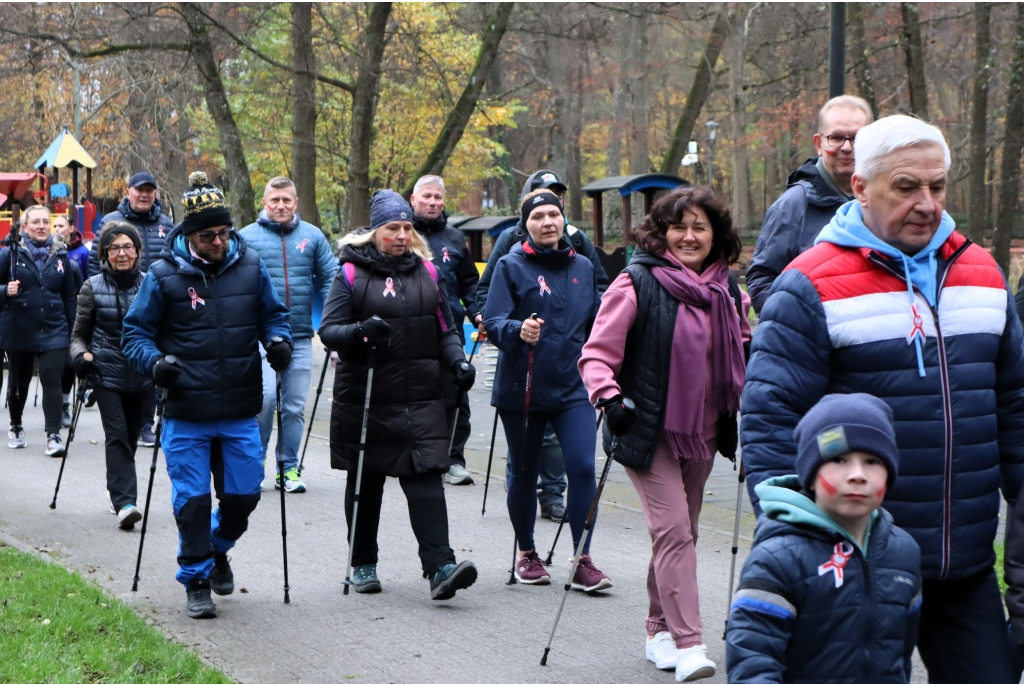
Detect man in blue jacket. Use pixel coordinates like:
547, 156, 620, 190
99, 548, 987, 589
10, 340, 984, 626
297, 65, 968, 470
240, 176, 338, 493
410, 175, 480, 485
122, 172, 292, 620
740, 116, 1024, 682
746, 95, 872, 314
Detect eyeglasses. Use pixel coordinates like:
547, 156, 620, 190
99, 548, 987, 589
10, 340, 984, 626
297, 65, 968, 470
823, 134, 857, 149
197, 229, 231, 243
109, 244, 137, 255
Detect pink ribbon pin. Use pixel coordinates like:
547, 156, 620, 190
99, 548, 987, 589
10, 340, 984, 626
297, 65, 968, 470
383, 277, 397, 297
817, 541, 854, 588
57, 260, 64, 273
906, 303, 926, 345
538, 275, 551, 297
295, 238, 309, 253
442, 247, 451, 263
188, 287, 206, 310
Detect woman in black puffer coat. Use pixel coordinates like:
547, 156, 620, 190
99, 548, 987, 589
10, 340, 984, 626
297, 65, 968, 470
70, 222, 152, 531
319, 190, 477, 601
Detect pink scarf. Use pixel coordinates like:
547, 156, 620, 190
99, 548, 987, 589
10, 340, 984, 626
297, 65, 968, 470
651, 256, 745, 460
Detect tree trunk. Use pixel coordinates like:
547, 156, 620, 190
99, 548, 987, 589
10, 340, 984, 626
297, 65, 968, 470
291, 2, 320, 227
401, 2, 514, 197
567, 62, 584, 223
628, 10, 650, 177
728, 6, 750, 231
994, 3, 1024, 275
545, 31, 569, 179
848, 3, 879, 118
968, 2, 992, 245
183, 3, 256, 227
659, 5, 731, 174
900, 2, 929, 119
345, 2, 392, 231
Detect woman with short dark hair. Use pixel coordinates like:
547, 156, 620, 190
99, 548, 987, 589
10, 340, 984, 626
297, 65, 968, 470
579, 185, 750, 683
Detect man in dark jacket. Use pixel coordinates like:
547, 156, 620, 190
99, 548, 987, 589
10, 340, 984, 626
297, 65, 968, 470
477, 170, 609, 521
122, 172, 292, 620
410, 175, 480, 486
746, 95, 872, 314
741, 116, 1024, 682
90, 171, 175, 447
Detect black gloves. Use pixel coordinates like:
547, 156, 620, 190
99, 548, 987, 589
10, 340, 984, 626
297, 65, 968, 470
452, 361, 476, 392
597, 395, 637, 436
152, 354, 183, 388
73, 353, 93, 379
359, 316, 391, 346
266, 336, 293, 372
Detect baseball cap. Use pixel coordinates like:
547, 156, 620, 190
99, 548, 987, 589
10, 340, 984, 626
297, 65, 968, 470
527, 170, 567, 194
128, 172, 157, 189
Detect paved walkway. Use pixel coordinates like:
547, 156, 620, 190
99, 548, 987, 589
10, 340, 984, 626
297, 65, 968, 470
0, 342, 922, 683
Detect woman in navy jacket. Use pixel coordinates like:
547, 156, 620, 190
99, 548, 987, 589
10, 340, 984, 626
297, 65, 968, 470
484, 190, 609, 591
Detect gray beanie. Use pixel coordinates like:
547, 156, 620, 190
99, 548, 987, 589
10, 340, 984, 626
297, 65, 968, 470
369, 190, 412, 231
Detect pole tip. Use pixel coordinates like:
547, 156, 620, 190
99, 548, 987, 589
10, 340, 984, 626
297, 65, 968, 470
540, 648, 550, 666
343, 585, 350, 596
49, 502, 56, 510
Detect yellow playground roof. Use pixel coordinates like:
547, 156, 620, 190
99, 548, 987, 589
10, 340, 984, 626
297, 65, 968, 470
35, 127, 97, 170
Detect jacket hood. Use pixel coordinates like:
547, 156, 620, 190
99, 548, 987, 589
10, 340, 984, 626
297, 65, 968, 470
787, 157, 849, 208
118, 196, 166, 224
256, 209, 300, 234
340, 241, 421, 276
754, 474, 879, 555
412, 211, 448, 235
516, 236, 576, 267
67, 230, 83, 250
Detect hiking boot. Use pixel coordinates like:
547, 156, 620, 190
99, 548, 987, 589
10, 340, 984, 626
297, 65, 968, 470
7, 425, 25, 449
514, 550, 551, 585
571, 554, 612, 593
210, 552, 234, 596
186, 578, 217, 619
429, 560, 477, 600
674, 645, 715, 682
45, 433, 65, 458
444, 463, 474, 485
117, 504, 142, 530
541, 501, 566, 522
61, 402, 72, 428
647, 631, 680, 670
275, 467, 307, 493
84, 388, 96, 408
138, 425, 156, 448
351, 563, 382, 594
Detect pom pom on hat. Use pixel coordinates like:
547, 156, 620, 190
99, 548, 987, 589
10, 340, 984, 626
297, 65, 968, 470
180, 171, 232, 235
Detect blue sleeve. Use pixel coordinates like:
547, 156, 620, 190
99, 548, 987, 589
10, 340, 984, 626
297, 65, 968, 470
314, 232, 339, 305
577, 231, 610, 294
747, 187, 807, 314
256, 258, 292, 345
995, 285, 1024, 506
483, 258, 525, 353
61, 257, 77, 333
477, 227, 517, 313
121, 271, 165, 377
726, 545, 796, 684
740, 269, 832, 508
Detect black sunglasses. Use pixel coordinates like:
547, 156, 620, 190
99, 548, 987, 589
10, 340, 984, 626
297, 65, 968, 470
197, 228, 231, 244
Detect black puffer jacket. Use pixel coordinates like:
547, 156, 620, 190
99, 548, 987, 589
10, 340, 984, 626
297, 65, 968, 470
319, 241, 464, 477
88, 197, 174, 275
413, 212, 479, 342
70, 264, 151, 394
0, 237, 78, 353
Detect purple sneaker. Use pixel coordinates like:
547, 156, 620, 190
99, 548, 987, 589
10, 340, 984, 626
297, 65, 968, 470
515, 551, 551, 584
571, 554, 612, 593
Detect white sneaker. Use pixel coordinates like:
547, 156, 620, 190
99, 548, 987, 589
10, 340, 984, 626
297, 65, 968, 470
117, 504, 142, 530
646, 632, 679, 670
8, 425, 25, 449
45, 433, 65, 458
675, 644, 715, 683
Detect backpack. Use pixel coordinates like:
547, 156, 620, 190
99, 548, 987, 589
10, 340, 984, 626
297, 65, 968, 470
340, 259, 450, 333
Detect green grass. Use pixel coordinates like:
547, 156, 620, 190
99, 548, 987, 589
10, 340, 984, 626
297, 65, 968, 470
0, 545, 230, 683
996, 542, 1008, 593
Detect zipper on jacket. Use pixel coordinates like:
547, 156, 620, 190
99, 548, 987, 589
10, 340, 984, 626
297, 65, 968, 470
860, 554, 875, 682
280, 234, 291, 308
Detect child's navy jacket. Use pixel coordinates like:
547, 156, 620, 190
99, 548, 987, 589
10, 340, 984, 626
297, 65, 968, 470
726, 475, 922, 683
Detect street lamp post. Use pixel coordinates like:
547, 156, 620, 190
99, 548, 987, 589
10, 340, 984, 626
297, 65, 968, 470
705, 120, 719, 189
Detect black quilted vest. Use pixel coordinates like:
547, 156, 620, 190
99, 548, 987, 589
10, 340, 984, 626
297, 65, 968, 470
88, 270, 151, 394
604, 250, 743, 469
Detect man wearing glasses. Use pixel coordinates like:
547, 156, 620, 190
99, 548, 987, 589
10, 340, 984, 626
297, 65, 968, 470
746, 95, 873, 314
122, 172, 292, 619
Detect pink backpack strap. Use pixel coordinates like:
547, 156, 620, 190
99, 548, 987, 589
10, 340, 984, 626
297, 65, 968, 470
422, 259, 448, 332
342, 262, 357, 290
422, 259, 438, 283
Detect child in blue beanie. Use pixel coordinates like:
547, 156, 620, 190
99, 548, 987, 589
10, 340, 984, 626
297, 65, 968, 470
726, 393, 923, 683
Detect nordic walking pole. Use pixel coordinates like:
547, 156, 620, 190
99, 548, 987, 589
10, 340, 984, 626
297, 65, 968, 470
724, 457, 746, 639
481, 410, 499, 515
343, 332, 380, 596
508, 315, 538, 586
275, 369, 292, 604
507, 536, 518, 585
132, 372, 173, 592
297, 347, 331, 475
545, 412, 604, 565
49, 354, 92, 509
5, 215, 20, 403
444, 335, 483, 461
540, 399, 635, 667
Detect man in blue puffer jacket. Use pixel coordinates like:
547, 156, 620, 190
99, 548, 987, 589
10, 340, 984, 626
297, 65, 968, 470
240, 176, 338, 493
741, 115, 1024, 681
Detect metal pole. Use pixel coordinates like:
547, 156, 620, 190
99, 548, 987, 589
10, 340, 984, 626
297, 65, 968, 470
275, 376, 291, 604
829, 3, 847, 98
297, 347, 331, 475
132, 385, 171, 592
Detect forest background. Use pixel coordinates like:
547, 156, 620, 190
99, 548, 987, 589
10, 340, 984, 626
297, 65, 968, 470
2, 2, 1023, 272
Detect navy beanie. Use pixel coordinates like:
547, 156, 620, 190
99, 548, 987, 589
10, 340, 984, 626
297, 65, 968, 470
369, 189, 412, 231
793, 393, 899, 492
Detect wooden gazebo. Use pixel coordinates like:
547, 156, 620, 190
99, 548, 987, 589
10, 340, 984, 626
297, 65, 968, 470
582, 173, 688, 247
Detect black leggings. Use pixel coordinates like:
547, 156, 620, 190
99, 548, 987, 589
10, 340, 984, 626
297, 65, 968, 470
94, 388, 146, 510
6, 349, 66, 434
344, 470, 455, 577
61, 352, 75, 395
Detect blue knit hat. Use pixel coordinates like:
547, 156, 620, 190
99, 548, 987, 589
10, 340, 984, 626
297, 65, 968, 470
369, 189, 412, 231
793, 393, 899, 492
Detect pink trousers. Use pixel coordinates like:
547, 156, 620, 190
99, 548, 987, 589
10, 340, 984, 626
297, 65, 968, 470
625, 434, 716, 650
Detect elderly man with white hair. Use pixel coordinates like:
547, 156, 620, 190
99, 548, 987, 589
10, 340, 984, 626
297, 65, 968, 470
739, 115, 1024, 682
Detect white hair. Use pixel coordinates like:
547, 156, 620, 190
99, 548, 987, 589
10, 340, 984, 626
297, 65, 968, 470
854, 115, 951, 181
412, 175, 445, 195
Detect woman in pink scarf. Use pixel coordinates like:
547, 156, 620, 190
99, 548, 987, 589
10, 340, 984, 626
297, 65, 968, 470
579, 186, 750, 683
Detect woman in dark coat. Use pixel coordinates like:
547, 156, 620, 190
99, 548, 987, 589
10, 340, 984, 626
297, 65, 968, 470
0, 205, 78, 457
318, 190, 477, 601
70, 222, 152, 530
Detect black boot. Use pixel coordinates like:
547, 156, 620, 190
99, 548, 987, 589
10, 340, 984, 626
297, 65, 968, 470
210, 552, 234, 596
186, 578, 217, 619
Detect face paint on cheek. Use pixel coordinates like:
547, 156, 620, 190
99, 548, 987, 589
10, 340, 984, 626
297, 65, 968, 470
876, 484, 887, 498
817, 473, 839, 496
382, 237, 393, 242
822, 147, 837, 156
